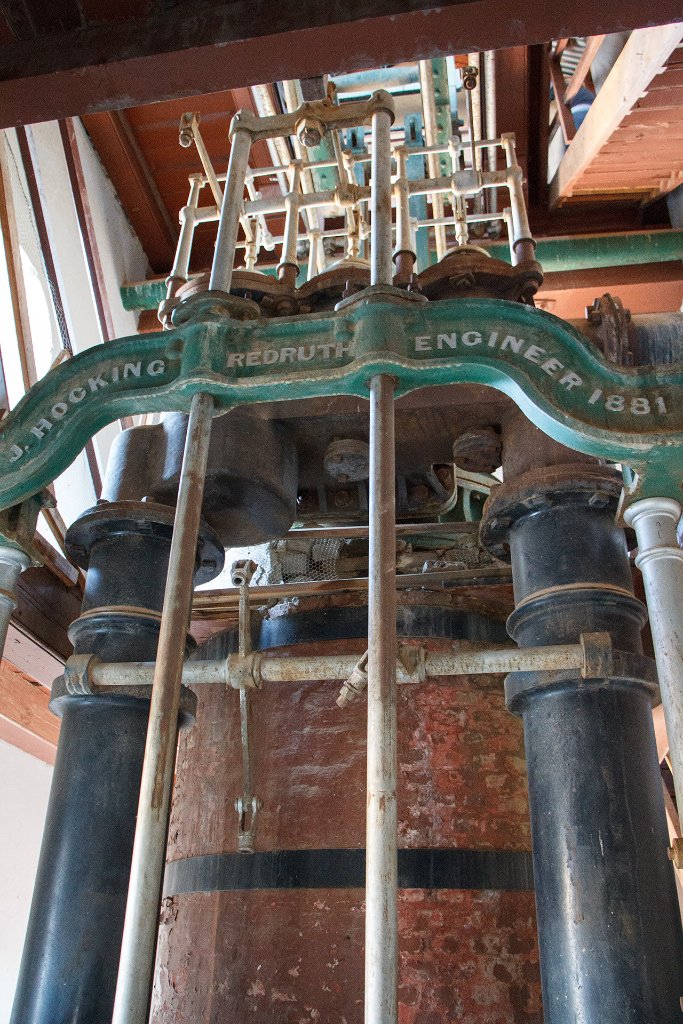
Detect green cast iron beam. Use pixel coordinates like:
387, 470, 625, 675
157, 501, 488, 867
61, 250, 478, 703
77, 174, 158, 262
0, 295, 681, 515
486, 228, 683, 273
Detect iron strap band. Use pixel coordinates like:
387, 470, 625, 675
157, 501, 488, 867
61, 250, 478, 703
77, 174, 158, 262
163, 847, 534, 897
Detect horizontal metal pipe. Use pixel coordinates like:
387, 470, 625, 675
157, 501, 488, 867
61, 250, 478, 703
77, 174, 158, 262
191, 171, 507, 224
194, 138, 505, 187
287, 521, 479, 539
191, 565, 513, 617
79, 639, 592, 692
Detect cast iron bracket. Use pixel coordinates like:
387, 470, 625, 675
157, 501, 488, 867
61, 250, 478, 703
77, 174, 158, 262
0, 293, 681, 518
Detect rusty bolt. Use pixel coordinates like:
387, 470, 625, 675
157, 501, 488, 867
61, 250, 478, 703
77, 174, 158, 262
585, 300, 603, 324
462, 66, 479, 90
178, 112, 196, 148
296, 116, 325, 149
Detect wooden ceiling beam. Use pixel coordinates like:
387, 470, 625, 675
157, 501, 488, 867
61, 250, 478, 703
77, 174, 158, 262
0, 0, 681, 127
0, 659, 59, 764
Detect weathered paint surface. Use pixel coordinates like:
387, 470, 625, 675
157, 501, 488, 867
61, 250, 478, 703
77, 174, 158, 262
0, 297, 681, 513
154, 889, 541, 1023
153, 623, 540, 1021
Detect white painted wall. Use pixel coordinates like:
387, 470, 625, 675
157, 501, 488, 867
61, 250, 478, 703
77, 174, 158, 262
11, 119, 151, 525
0, 740, 52, 1024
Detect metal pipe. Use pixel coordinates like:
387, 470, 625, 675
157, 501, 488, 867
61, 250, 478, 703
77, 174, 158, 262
624, 499, 683, 817
208, 129, 251, 293
370, 109, 394, 286
191, 565, 512, 617
278, 161, 303, 285
250, 84, 291, 197
454, 194, 468, 246
467, 53, 483, 161
76, 637, 607, 691
245, 187, 341, 217
483, 51, 498, 212
281, 78, 325, 242
192, 130, 223, 208
393, 146, 416, 281
418, 60, 447, 260
502, 134, 535, 262
242, 139, 498, 179
365, 374, 398, 1024
169, 175, 202, 284
111, 392, 215, 1024
0, 545, 30, 658
503, 206, 516, 263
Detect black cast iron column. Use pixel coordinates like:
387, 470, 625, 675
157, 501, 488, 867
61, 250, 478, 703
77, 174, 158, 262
11, 501, 222, 1024
481, 432, 683, 1022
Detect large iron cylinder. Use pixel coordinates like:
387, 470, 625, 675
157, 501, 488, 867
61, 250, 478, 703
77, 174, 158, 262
483, 460, 683, 1023
153, 597, 544, 1022
11, 503, 222, 1024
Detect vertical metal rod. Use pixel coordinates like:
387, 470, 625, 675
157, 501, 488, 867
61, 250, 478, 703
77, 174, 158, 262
238, 580, 253, 810
393, 146, 415, 270
467, 52, 483, 156
503, 206, 516, 264
365, 373, 398, 1024
502, 134, 535, 263
209, 128, 251, 293
625, 498, 683, 812
111, 392, 215, 1024
483, 51, 498, 212
170, 175, 202, 283
370, 108, 394, 287
278, 160, 303, 286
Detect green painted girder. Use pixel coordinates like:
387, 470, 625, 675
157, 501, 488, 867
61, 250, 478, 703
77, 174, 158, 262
0, 295, 681, 515
120, 230, 683, 312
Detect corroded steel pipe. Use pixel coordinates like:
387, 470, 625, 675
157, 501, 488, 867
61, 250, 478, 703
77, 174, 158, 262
112, 393, 214, 1024
208, 128, 251, 293
370, 108, 394, 286
77, 638, 606, 691
365, 373, 398, 1024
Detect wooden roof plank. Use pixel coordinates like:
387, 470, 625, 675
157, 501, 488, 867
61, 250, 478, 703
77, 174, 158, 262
550, 22, 683, 205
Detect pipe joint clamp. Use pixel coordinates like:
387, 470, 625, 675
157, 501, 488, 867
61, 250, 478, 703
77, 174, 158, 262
63, 653, 102, 695
228, 651, 262, 690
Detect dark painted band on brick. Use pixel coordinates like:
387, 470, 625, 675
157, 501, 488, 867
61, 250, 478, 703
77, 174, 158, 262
163, 848, 534, 898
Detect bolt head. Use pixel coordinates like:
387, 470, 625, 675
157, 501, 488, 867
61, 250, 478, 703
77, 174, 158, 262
296, 116, 325, 149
